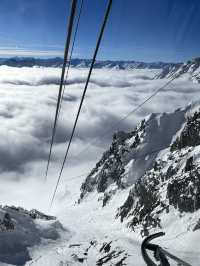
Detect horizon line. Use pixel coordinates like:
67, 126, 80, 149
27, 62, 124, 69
0, 55, 185, 64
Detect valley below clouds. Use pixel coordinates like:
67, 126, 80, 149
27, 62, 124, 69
0, 65, 199, 210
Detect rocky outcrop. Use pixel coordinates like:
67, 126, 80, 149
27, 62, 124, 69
0, 212, 14, 231
193, 219, 200, 231
4, 206, 56, 221
171, 110, 200, 151
117, 110, 200, 235
116, 159, 165, 236
80, 108, 186, 205
80, 120, 146, 200
80, 106, 200, 236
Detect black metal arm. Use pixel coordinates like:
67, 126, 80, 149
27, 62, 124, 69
141, 232, 192, 266
141, 232, 169, 266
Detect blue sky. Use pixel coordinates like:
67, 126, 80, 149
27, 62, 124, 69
0, 0, 200, 62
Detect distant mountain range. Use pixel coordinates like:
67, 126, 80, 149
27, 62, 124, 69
156, 57, 200, 83
1, 56, 200, 83
0, 56, 181, 70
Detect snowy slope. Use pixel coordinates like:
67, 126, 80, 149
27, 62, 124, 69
0, 206, 69, 265
157, 57, 200, 83
80, 107, 187, 202
75, 103, 200, 265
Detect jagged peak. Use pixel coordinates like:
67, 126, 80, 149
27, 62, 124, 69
80, 107, 189, 202
78, 103, 200, 237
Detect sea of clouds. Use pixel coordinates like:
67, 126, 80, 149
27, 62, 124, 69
0, 65, 200, 211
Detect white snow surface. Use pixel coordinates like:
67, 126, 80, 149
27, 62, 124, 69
22, 184, 200, 266
124, 108, 188, 183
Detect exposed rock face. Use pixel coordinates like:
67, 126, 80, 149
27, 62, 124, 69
117, 110, 200, 235
80, 120, 146, 200
117, 151, 200, 235
193, 219, 200, 231
117, 159, 165, 236
171, 111, 200, 151
167, 168, 200, 212
0, 212, 14, 231
68, 239, 129, 266
4, 206, 56, 221
80, 108, 186, 205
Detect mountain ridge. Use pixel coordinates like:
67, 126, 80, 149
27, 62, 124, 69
156, 57, 200, 83
79, 102, 200, 237
0, 56, 181, 70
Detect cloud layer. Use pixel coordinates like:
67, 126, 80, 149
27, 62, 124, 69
0, 65, 200, 210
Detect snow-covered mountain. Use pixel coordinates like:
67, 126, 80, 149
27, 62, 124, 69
157, 57, 200, 83
79, 102, 200, 246
0, 57, 180, 70
3, 56, 200, 85
0, 206, 67, 265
